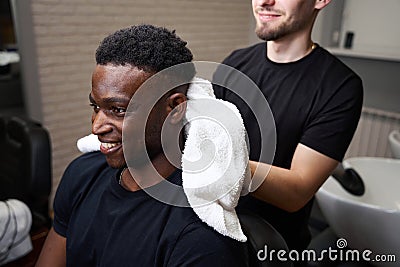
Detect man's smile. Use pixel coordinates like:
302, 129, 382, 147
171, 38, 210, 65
100, 141, 122, 154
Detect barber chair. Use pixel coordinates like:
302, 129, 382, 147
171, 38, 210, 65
0, 115, 52, 230
238, 210, 293, 267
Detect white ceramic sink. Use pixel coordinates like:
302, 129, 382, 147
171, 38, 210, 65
389, 130, 400, 159
316, 157, 400, 266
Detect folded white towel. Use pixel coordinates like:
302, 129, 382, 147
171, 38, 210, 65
77, 133, 100, 153
76, 77, 251, 242
182, 77, 250, 242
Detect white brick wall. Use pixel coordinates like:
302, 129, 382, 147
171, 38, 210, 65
30, 0, 252, 204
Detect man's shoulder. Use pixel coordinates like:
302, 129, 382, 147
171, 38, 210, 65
59, 151, 110, 190
157, 194, 248, 265
66, 151, 108, 174
167, 214, 249, 266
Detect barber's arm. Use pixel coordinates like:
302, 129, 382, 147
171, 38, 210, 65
35, 227, 66, 267
250, 143, 338, 212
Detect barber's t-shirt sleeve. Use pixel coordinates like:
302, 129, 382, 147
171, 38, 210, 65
167, 222, 249, 267
300, 75, 363, 161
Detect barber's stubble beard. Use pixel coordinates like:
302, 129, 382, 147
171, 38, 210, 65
255, 20, 302, 41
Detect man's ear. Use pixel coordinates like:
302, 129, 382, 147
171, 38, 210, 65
166, 92, 187, 124
315, 0, 331, 10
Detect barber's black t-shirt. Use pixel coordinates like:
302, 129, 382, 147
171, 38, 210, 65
53, 152, 248, 267
214, 43, 363, 250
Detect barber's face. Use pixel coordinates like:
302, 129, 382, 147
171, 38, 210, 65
90, 64, 156, 168
252, 0, 317, 41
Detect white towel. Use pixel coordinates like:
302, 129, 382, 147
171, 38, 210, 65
77, 133, 100, 153
76, 77, 251, 242
182, 77, 250, 242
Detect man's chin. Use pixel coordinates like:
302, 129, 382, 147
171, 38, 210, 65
105, 157, 126, 169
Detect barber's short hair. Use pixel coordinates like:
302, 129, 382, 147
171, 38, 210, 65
95, 24, 195, 80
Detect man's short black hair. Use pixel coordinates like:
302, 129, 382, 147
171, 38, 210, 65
96, 24, 194, 76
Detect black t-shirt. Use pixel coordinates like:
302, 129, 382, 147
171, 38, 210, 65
53, 152, 248, 267
213, 42, 363, 250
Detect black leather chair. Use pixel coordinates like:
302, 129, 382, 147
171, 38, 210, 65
238, 210, 293, 267
0, 115, 52, 230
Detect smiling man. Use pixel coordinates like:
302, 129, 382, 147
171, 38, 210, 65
36, 24, 248, 267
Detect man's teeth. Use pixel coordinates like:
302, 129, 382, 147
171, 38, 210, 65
101, 142, 121, 149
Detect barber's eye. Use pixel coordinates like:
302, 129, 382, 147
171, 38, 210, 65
90, 103, 100, 112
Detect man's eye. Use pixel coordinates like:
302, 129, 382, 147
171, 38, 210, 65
112, 106, 126, 115
90, 103, 100, 112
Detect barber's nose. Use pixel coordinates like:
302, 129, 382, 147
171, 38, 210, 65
254, 0, 275, 6
92, 110, 112, 135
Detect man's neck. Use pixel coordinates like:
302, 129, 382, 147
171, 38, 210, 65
120, 154, 177, 192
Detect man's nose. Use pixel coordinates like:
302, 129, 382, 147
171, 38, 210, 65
92, 110, 112, 135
